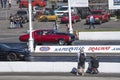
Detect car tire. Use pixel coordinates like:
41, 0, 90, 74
58, 39, 65, 45
7, 52, 18, 61
44, 17, 48, 22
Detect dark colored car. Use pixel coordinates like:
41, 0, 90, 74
15, 9, 34, 23
60, 12, 81, 23
0, 43, 30, 61
19, 29, 76, 45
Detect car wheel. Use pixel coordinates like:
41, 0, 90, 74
58, 39, 65, 45
7, 52, 18, 61
44, 17, 48, 22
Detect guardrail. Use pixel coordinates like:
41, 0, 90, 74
78, 31, 120, 40
0, 62, 120, 73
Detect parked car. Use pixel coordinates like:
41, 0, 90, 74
54, 6, 77, 18
19, 0, 46, 8
0, 43, 30, 61
15, 9, 34, 23
60, 12, 81, 23
19, 29, 76, 45
86, 10, 110, 24
38, 8, 58, 22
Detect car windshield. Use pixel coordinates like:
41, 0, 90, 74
35, 6, 41, 10
17, 11, 27, 15
57, 7, 68, 11
44, 10, 55, 15
92, 11, 102, 15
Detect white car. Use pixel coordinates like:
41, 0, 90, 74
54, 6, 77, 18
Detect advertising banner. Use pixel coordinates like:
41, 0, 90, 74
109, 0, 120, 9
70, 0, 88, 7
35, 45, 120, 53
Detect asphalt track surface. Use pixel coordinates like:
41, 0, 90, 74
0, 72, 120, 80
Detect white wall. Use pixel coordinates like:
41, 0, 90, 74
78, 32, 120, 40
0, 62, 120, 73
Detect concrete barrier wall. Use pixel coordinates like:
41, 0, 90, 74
78, 31, 120, 40
0, 62, 120, 73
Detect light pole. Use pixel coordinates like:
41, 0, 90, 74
28, 0, 34, 52
68, 0, 73, 34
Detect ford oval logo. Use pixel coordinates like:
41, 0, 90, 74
39, 47, 50, 51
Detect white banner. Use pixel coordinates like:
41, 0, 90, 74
35, 45, 120, 53
69, 0, 88, 7
109, 0, 120, 9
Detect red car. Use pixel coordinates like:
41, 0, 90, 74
60, 12, 81, 23
19, 0, 46, 8
19, 29, 75, 45
86, 10, 110, 24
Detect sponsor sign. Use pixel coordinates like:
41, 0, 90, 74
69, 0, 88, 7
35, 45, 120, 53
109, 0, 120, 9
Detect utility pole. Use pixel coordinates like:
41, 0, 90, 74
28, 0, 34, 52
68, 0, 73, 34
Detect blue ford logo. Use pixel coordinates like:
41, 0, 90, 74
39, 47, 50, 51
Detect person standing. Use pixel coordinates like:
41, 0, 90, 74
15, 15, 20, 28
0, 0, 3, 8
2, 0, 7, 8
66, 23, 69, 33
8, 0, 11, 9
89, 14, 95, 29
9, 14, 15, 29
76, 48, 86, 76
19, 15, 23, 28
53, 21, 58, 31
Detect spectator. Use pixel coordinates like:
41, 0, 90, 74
53, 21, 58, 31
0, 0, 3, 8
8, 0, 11, 9
66, 23, 69, 33
1, 0, 7, 8
15, 15, 20, 28
89, 14, 95, 29
9, 14, 15, 29
87, 55, 99, 74
19, 15, 23, 28
76, 48, 86, 76
16, 0, 20, 4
